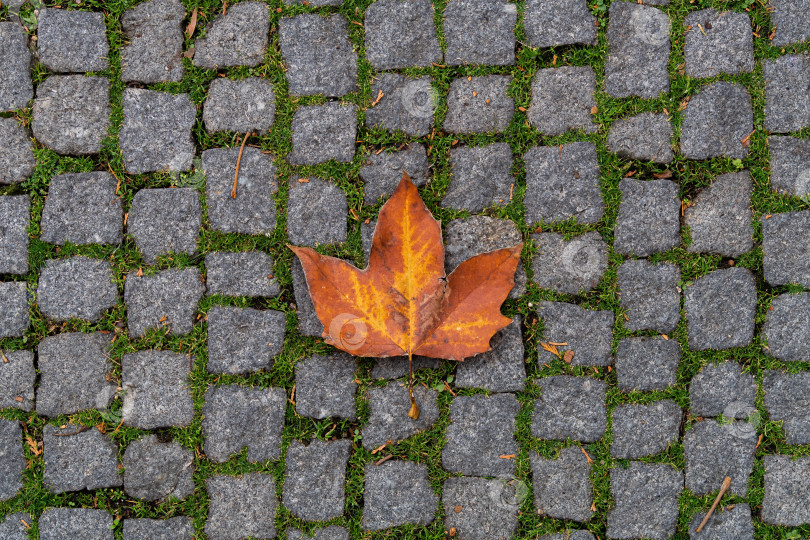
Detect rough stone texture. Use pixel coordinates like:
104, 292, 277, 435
128, 188, 200, 263
690, 361, 756, 419
38, 508, 113, 540
684, 419, 756, 497
531, 232, 608, 294
280, 14, 357, 97
681, 82, 753, 160
288, 176, 348, 246
205, 251, 279, 298
608, 462, 683, 540
538, 533, 596, 540
444, 76, 514, 134
684, 268, 756, 351
360, 144, 430, 204
686, 171, 753, 257
616, 336, 680, 392
36, 332, 116, 417
40, 172, 122, 246
369, 356, 440, 379
763, 370, 810, 445
362, 382, 439, 450
762, 455, 810, 526
0, 22, 33, 111
538, 302, 613, 366
287, 527, 349, 540
123, 517, 194, 540
524, 142, 603, 225
36, 257, 117, 322
0, 512, 31, 538
770, 0, 810, 46
203, 147, 277, 235
764, 55, 810, 133
205, 474, 277, 540
124, 268, 204, 337
193, 2, 269, 69
532, 375, 606, 442
607, 113, 674, 163
762, 210, 810, 288
367, 79, 435, 145
765, 293, 810, 362
0, 195, 29, 275
0, 350, 34, 411
441, 143, 513, 211
121, 350, 194, 429
123, 435, 194, 502
283, 438, 351, 521
292, 258, 324, 337
0, 118, 35, 184
443, 477, 520, 540
207, 306, 286, 374
36, 8, 108, 73
120, 0, 185, 83
443, 0, 516, 66
0, 281, 28, 338
528, 66, 597, 135
618, 259, 681, 333
288, 103, 357, 165
32, 75, 110, 155
611, 400, 682, 459
524, 0, 596, 48
615, 178, 680, 257
769, 136, 810, 197
203, 78, 276, 134
533, 447, 594, 523
689, 504, 754, 540
443, 393, 519, 476
43, 424, 121, 493
295, 353, 357, 421
364, 0, 441, 69
362, 460, 437, 531
684, 9, 753, 78
455, 316, 525, 392
0, 419, 23, 501
202, 385, 286, 463
119, 89, 196, 174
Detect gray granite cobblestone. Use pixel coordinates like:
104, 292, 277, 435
0, 350, 34, 411
283, 438, 351, 521
0, 118, 35, 185
43, 424, 121, 493
40, 173, 122, 246
0, 195, 29, 275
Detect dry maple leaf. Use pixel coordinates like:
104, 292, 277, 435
290, 173, 522, 418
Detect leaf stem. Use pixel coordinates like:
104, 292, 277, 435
408, 350, 420, 420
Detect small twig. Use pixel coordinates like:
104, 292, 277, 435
375, 454, 395, 466
1, 350, 8, 363
231, 133, 251, 199
696, 476, 732, 532
51, 425, 90, 437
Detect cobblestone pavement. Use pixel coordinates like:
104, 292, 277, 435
1, 0, 810, 538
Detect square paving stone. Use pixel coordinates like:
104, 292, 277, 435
616, 336, 680, 392
769, 136, 810, 196
455, 316, 525, 392
532, 446, 593, 522
685, 419, 756, 497
205, 474, 277, 540
124, 268, 204, 337
681, 82, 753, 160
280, 14, 357, 97
123, 435, 194, 502
0, 22, 33, 111
288, 103, 357, 165
443, 393, 519, 476
618, 259, 681, 333
203, 147, 277, 235
120, 0, 185, 83
43, 423, 121, 493
688, 503, 754, 540
36, 8, 109, 73
369, 355, 440, 379
528, 66, 597, 135
287, 527, 349, 540
205, 251, 279, 298
288, 176, 348, 246
192, 2, 269, 69
292, 258, 324, 337
283, 438, 351, 521
770, 0, 810, 46
0, 350, 34, 411
532, 375, 606, 442
0, 419, 23, 501
684, 268, 756, 350
764, 55, 810, 133
684, 9, 754, 78
443, 476, 520, 540
762, 455, 810, 526
607, 462, 683, 540
295, 353, 357, 421
765, 293, 810, 362
762, 210, 810, 287
39, 508, 113, 540
119, 89, 196, 174
441, 143, 513, 211
203, 78, 276, 134
364, 0, 441, 69
764, 370, 810, 445
40, 172, 122, 246
203, 385, 286, 463
524, 142, 603, 225
123, 517, 194, 540
36, 256, 117, 322
362, 382, 439, 450
607, 112, 673, 163
36, 332, 116, 417
0, 281, 28, 338
0, 512, 31, 539
128, 188, 200, 264
531, 232, 608, 294
366, 74, 435, 137
538, 302, 613, 366
444, 76, 514, 134
207, 306, 285, 374
360, 144, 429, 204
685, 171, 753, 257
0, 118, 35, 184
524, 0, 596, 48
611, 400, 682, 459
121, 350, 194, 429
615, 178, 680, 256
0, 195, 29, 274
443, 0, 516, 66
690, 361, 756, 419
362, 460, 437, 531
32, 75, 110, 155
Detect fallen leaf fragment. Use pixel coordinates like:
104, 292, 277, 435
371, 90, 384, 107
563, 350, 575, 364
371, 443, 386, 455
185, 8, 198, 38
590, 105, 598, 114
1, 351, 7, 363
499, 454, 516, 459
25, 435, 41, 456
653, 170, 673, 179
454, 505, 463, 513
591, 501, 597, 512
540, 342, 560, 358
581, 447, 594, 464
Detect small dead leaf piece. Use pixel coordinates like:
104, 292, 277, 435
563, 350, 575, 364
185, 8, 198, 38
